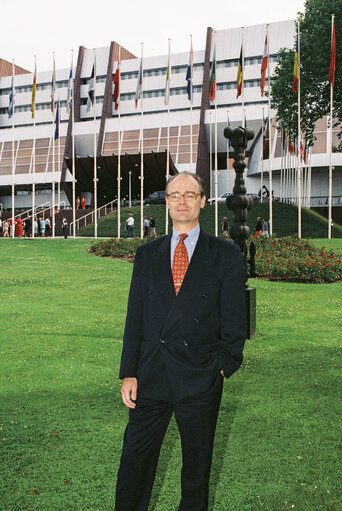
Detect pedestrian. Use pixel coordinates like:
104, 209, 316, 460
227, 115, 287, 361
115, 171, 246, 511
40, 217, 45, 237
81, 197, 86, 209
221, 216, 229, 236
3, 220, 9, 237
149, 216, 156, 237
24, 217, 31, 237
125, 214, 135, 238
254, 216, 262, 236
34, 218, 38, 236
62, 218, 68, 238
37, 216, 41, 237
15, 218, 23, 237
45, 217, 51, 236
262, 217, 269, 237
76, 196, 81, 210
143, 216, 150, 237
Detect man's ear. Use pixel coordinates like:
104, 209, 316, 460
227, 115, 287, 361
200, 195, 207, 209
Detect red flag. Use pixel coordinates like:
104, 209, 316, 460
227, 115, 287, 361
113, 60, 120, 111
260, 35, 267, 97
329, 18, 336, 87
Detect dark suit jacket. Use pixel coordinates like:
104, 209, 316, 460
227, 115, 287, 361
119, 228, 246, 401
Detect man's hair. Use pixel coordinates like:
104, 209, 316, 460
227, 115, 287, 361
165, 171, 206, 196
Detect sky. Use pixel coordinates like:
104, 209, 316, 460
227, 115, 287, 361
2, 0, 306, 73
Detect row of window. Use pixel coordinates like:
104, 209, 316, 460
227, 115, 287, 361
0, 54, 279, 95
0, 100, 69, 115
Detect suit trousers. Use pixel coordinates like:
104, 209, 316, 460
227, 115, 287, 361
115, 374, 223, 511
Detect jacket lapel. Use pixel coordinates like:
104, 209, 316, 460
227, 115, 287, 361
152, 234, 176, 312
161, 229, 213, 336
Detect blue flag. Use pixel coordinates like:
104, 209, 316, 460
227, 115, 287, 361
186, 42, 193, 101
8, 77, 15, 119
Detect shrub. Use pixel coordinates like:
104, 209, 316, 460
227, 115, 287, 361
88, 236, 342, 284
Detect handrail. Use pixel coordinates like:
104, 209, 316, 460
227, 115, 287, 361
19, 201, 66, 220
69, 198, 118, 234
16, 201, 51, 220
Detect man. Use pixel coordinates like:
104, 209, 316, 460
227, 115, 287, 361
149, 215, 156, 237
143, 216, 150, 238
125, 214, 135, 238
62, 217, 68, 238
116, 172, 246, 511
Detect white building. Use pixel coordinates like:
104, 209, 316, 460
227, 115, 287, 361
0, 19, 341, 222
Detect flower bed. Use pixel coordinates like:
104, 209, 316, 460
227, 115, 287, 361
88, 236, 342, 284
251, 236, 342, 283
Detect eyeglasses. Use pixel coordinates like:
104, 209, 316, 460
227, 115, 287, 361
166, 191, 201, 202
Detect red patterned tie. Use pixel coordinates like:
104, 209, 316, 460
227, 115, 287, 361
172, 233, 189, 295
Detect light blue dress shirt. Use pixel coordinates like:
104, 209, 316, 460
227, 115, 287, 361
170, 224, 200, 267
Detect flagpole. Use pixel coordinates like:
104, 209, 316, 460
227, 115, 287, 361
297, 22, 302, 239
31, 55, 36, 239
93, 49, 98, 238
70, 50, 76, 238
190, 35, 193, 173
226, 110, 230, 193
11, 60, 15, 238
209, 111, 212, 202
266, 24, 273, 235
52, 97, 55, 238
213, 32, 218, 237
261, 108, 264, 203
140, 43, 144, 239
165, 39, 171, 235
117, 46, 122, 239
58, 99, 61, 210
241, 27, 245, 128
328, 14, 335, 239
308, 149, 312, 209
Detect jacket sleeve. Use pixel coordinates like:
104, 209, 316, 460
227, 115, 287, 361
119, 246, 144, 379
218, 245, 247, 379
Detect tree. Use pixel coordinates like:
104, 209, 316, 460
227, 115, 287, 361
271, 0, 341, 147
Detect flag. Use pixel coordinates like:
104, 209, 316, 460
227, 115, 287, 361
135, 59, 143, 108
209, 45, 216, 101
51, 56, 56, 113
86, 65, 95, 112
31, 61, 37, 119
293, 34, 299, 93
329, 18, 336, 87
260, 34, 268, 97
164, 44, 171, 106
113, 59, 120, 111
54, 99, 60, 140
186, 41, 193, 102
8, 76, 15, 119
66, 58, 73, 115
227, 113, 231, 148
236, 46, 243, 98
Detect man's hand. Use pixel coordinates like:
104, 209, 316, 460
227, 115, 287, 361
121, 378, 138, 409
220, 370, 224, 377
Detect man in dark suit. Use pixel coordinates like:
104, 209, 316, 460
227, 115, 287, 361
116, 171, 246, 511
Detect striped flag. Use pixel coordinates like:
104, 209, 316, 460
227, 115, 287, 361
260, 34, 268, 96
31, 61, 37, 119
164, 41, 171, 106
329, 17, 336, 87
54, 99, 60, 140
51, 55, 56, 113
8, 76, 15, 119
113, 58, 120, 111
186, 40, 193, 102
66, 56, 73, 115
135, 59, 143, 108
86, 64, 95, 113
293, 34, 299, 93
236, 46, 243, 98
209, 44, 216, 101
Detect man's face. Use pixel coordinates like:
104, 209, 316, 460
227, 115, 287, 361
166, 174, 206, 230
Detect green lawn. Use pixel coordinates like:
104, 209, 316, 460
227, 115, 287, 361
0, 239, 341, 511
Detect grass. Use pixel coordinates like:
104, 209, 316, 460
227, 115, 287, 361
77, 202, 342, 239
0, 239, 341, 510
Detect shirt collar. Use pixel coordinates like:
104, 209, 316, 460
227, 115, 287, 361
172, 223, 200, 241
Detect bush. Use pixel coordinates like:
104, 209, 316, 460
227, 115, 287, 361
251, 236, 342, 283
88, 236, 342, 284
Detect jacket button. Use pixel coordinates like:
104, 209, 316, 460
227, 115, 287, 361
152, 314, 157, 319
194, 318, 199, 323
183, 340, 188, 347
202, 293, 208, 299
160, 338, 166, 344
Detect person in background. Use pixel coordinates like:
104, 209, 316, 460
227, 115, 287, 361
143, 216, 150, 238
62, 218, 68, 238
34, 218, 38, 236
262, 217, 269, 237
149, 216, 156, 237
3, 220, 9, 237
125, 214, 135, 238
221, 216, 229, 236
254, 216, 262, 236
45, 217, 51, 237
81, 197, 86, 209
15, 218, 23, 238
40, 217, 45, 237
76, 196, 81, 209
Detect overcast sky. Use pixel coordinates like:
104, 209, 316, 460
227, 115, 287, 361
2, 0, 305, 72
